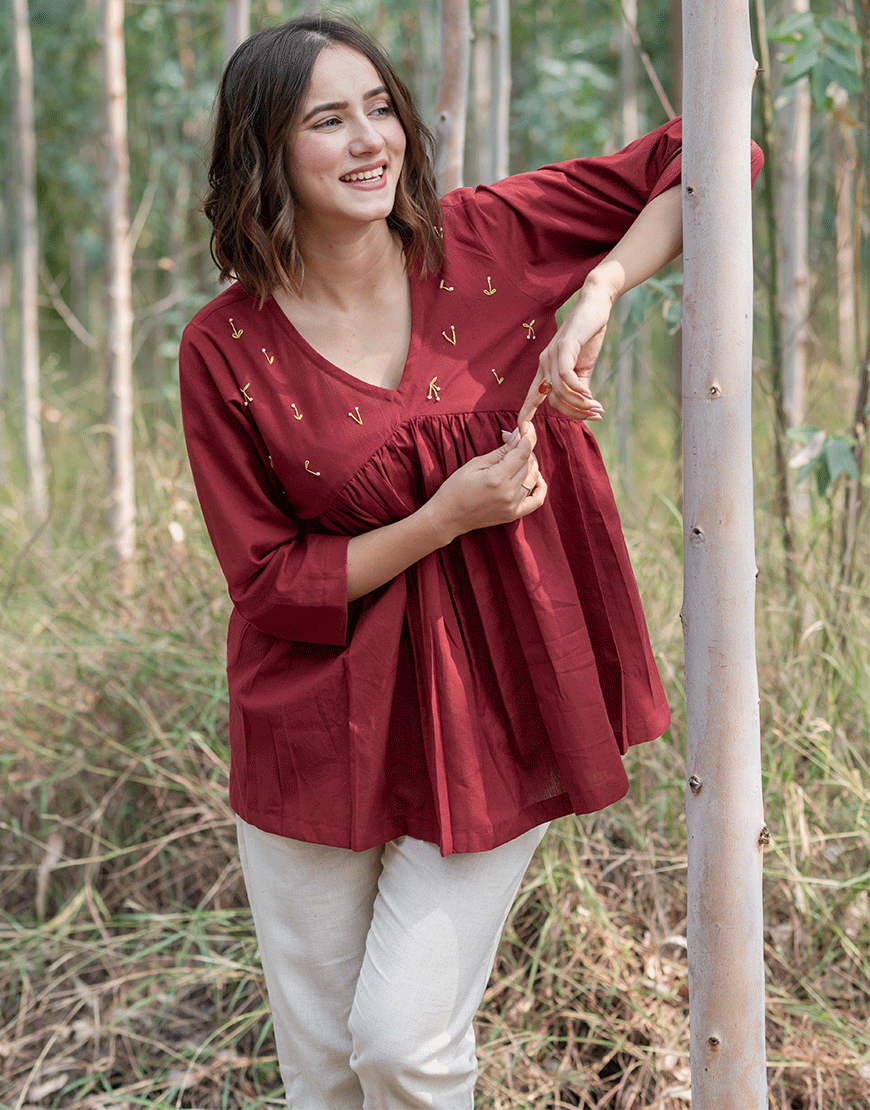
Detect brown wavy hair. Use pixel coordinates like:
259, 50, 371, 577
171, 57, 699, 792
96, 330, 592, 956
204, 15, 445, 304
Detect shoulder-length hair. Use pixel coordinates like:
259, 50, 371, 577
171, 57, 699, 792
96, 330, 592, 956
204, 15, 445, 304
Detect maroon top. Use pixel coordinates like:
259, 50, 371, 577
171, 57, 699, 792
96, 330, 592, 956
180, 119, 759, 855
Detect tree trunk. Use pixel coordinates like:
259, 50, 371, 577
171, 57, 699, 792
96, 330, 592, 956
472, 4, 492, 185
434, 0, 471, 193
616, 0, 640, 489
681, 0, 767, 1103
102, 0, 136, 592
224, 0, 251, 62
489, 0, 511, 182
777, 0, 811, 521
13, 0, 47, 520
833, 88, 858, 383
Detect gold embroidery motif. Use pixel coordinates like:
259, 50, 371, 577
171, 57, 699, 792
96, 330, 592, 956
439, 279, 454, 291
427, 377, 442, 402
442, 325, 456, 346
304, 460, 321, 476
491, 369, 504, 385
348, 407, 363, 425
291, 404, 303, 420
262, 348, 275, 365
240, 383, 253, 406
484, 277, 496, 296
230, 318, 243, 339
523, 320, 536, 340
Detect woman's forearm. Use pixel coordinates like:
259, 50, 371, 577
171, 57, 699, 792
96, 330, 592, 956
584, 184, 683, 304
346, 503, 450, 602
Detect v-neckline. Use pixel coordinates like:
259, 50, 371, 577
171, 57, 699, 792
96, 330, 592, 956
265, 264, 420, 399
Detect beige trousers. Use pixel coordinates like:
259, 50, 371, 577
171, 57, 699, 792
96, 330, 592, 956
236, 817, 548, 1109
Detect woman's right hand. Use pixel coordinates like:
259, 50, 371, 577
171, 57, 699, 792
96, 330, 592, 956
424, 425, 547, 544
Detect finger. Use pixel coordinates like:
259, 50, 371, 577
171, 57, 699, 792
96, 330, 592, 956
516, 474, 548, 515
517, 369, 548, 431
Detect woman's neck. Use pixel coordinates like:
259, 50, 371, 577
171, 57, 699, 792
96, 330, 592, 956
291, 220, 404, 312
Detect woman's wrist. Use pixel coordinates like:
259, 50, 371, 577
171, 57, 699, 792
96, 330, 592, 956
582, 261, 626, 305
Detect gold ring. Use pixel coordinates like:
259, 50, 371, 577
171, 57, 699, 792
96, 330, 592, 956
538, 380, 552, 396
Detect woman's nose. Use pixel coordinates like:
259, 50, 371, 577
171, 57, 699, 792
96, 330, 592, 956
348, 115, 384, 154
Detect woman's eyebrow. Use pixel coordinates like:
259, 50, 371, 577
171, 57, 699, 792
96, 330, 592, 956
301, 86, 388, 124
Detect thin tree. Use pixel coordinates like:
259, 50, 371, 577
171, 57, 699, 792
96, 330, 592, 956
102, 0, 135, 592
12, 0, 47, 520
224, 0, 251, 63
616, 0, 640, 488
434, 0, 471, 193
681, 0, 767, 1103
488, 0, 510, 183
777, 0, 811, 520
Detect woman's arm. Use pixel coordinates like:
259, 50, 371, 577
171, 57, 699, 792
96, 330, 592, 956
517, 184, 683, 429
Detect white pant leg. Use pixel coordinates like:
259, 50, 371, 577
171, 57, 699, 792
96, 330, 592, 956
236, 817, 382, 1110
349, 824, 549, 1110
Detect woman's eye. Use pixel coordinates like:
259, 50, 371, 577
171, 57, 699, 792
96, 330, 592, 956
313, 116, 340, 129
371, 104, 393, 118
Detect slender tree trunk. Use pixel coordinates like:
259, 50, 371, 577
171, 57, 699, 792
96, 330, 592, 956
681, 0, 767, 1103
472, 4, 492, 186
616, 0, 640, 489
833, 90, 858, 382
102, 0, 136, 592
777, 0, 811, 520
224, 0, 251, 62
434, 0, 471, 193
489, 0, 511, 182
13, 0, 47, 519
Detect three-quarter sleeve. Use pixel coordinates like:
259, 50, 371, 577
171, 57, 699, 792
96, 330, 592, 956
447, 117, 764, 305
179, 325, 350, 646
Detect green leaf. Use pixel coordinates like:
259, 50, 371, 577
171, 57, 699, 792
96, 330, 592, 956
824, 438, 861, 484
825, 42, 861, 73
815, 455, 832, 496
787, 424, 821, 444
768, 11, 816, 41
794, 460, 817, 487
820, 16, 862, 49
783, 47, 821, 85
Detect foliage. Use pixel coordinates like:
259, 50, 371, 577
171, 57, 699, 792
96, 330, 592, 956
768, 11, 863, 112
788, 425, 861, 496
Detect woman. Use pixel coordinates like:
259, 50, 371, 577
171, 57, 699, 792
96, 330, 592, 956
180, 15, 760, 1109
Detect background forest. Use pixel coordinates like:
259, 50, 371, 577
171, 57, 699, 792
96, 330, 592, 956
1, 0, 868, 1107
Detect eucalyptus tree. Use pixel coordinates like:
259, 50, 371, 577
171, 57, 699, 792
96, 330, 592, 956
12, 0, 47, 521
102, 0, 135, 591
681, 0, 767, 1102
434, 0, 472, 191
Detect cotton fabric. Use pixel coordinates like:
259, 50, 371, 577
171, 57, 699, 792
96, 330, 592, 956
236, 816, 548, 1109
180, 119, 761, 855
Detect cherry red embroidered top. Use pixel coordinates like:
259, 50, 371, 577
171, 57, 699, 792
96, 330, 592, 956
180, 119, 761, 855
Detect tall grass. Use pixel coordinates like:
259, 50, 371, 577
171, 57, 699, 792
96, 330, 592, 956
1, 383, 868, 1109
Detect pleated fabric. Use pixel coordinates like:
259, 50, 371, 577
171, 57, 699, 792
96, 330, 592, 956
177, 120, 727, 855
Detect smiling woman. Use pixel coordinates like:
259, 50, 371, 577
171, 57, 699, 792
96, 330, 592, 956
177, 12, 744, 1110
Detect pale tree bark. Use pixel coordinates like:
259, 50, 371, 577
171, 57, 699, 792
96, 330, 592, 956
681, 0, 767, 1103
13, 0, 48, 519
489, 0, 510, 183
102, 0, 136, 592
616, 0, 640, 488
224, 0, 251, 62
472, 4, 492, 185
776, 0, 811, 520
832, 88, 858, 381
434, 0, 471, 193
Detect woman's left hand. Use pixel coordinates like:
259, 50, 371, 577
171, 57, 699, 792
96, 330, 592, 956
516, 273, 616, 432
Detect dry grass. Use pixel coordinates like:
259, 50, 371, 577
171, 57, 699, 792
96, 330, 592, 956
1, 410, 869, 1109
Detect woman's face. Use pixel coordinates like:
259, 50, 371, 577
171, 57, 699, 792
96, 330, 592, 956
287, 45, 407, 238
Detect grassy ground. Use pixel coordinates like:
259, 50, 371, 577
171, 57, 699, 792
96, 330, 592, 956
1, 398, 868, 1109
